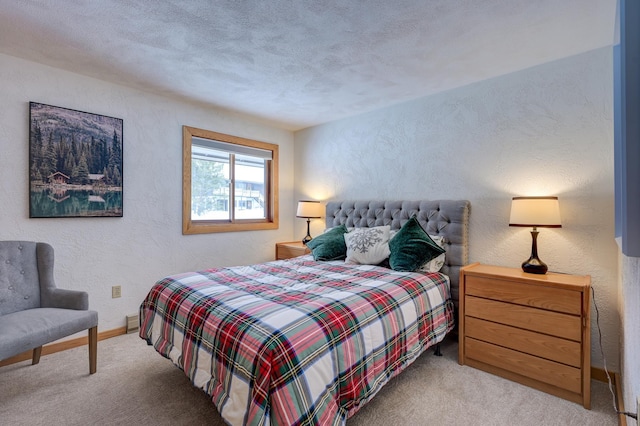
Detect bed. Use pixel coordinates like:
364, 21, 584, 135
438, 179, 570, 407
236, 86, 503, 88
140, 200, 470, 426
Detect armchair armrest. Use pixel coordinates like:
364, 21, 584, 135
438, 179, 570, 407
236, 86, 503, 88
42, 288, 89, 310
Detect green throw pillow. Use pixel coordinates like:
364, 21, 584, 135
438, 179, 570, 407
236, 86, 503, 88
389, 216, 446, 272
306, 224, 348, 261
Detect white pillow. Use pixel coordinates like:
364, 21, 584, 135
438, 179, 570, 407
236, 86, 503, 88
344, 226, 391, 265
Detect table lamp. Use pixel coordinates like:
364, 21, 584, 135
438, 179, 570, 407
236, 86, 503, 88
509, 196, 561, 274
296, 200, 323, 244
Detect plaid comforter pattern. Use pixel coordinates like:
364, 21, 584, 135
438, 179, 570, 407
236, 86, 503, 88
140, 256, 454, 426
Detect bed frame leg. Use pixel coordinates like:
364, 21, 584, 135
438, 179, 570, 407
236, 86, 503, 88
433, 344, 442, 356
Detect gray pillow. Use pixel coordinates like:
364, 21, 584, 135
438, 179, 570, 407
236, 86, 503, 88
306, 224, 348, 261
389, 216, 446, 271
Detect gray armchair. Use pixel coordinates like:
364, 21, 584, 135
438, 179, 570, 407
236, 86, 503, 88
0, 241, 98, 374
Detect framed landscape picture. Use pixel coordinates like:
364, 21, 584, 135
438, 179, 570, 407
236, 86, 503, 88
29, 102, 123, 218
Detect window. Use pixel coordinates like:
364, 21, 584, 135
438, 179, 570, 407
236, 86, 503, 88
182, 126, 279, 234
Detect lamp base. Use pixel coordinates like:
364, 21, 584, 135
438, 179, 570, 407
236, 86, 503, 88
302, 218, 312, 245
521, 228, 548, 274
521, 257, 548, 274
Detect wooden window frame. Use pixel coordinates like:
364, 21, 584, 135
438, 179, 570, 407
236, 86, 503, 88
182, 126, 279, 234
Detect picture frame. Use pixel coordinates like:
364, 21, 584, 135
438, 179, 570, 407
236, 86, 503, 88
29, 102, 123, 218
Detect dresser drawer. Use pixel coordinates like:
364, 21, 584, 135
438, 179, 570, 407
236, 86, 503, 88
465, 317, 581, 367
465, 338, 582, 394
465, 295, 582, 341
465, 275, 582, 315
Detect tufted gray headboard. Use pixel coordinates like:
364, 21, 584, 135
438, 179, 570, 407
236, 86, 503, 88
325, 200, 470, 308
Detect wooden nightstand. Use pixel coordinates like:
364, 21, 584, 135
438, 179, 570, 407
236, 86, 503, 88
275, 241, 310, 260
458, 263, 591, 408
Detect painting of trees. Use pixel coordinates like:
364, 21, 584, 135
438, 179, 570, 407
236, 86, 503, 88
29, 102, 123, 217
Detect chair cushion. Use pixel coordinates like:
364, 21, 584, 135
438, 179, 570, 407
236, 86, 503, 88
0, 308, 98, 360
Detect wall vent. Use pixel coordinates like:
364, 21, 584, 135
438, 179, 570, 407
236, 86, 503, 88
126, 314, 139, 334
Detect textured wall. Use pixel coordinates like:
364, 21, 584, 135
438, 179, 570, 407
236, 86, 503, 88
295, 47, 618, 369
0, 53, 295, 332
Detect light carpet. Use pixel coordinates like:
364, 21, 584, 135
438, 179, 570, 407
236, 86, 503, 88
0, 333, 618, 425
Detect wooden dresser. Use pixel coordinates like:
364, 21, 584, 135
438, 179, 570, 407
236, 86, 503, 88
275, 241, 310, 260
458, 263, 591, 408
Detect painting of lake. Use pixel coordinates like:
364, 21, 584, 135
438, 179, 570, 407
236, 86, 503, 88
29, 102, 123, 218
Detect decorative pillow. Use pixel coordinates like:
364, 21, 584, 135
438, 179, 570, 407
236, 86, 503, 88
419, 235, 446, 272
389, 231, 446, 272
389, 216, 446, 272
344, 226, 391, 265
306, 224, 348, 261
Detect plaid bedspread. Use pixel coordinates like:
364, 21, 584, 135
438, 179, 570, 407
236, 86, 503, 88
139, 256, 454, 426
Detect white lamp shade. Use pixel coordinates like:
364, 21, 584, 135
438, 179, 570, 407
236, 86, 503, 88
509, 196, 561, 228
296, 200, 323, 218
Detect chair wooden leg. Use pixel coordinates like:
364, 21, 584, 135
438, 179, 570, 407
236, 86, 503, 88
88, 326, 97, 374
32, 346, 42, 365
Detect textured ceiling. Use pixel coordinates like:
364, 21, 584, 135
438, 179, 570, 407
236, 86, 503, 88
0, 0, 617, 130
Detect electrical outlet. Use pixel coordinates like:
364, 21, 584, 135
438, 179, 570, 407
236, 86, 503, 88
111, 285, 121, 298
